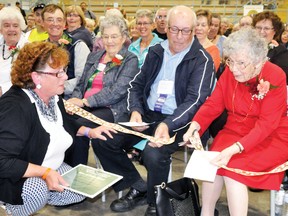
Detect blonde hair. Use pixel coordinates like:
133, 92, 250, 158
65, 5, 86, 26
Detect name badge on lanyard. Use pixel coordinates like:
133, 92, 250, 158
154, 80, 174, 112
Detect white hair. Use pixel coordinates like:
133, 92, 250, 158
0, 6, 26, 31
105, 9, 123, 18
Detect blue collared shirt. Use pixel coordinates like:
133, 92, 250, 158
147, 39, 193, 114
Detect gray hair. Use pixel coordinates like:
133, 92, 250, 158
105, 8, 123, 18
223, 27, 268, 64
0, 6, 26, 31
167, 5, 197, 29
135, 9, 154, 23
100, 16, 128, 37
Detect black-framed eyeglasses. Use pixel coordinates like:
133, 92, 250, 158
36, 68, 67, 78
168, 26, 193, 35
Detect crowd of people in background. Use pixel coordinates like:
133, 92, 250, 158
0, 1, 288, 216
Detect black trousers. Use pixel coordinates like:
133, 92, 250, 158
92, 110, 188, 204
64, 107, 115, 167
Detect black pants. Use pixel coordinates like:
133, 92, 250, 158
92, 110, 188, 204
64, 107, 115, 167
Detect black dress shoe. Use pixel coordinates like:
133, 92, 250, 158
144, 203, 156, 216
248, 187, 264, 192
110, 188, 147, 212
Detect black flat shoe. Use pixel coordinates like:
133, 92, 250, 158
110, 188, 147, 212
248, 187, 264, 192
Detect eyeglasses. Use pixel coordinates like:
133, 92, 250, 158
168, 26, 193, 35
67, 13, 80, 18
156, 15, 167, 20
136, 22, 152, 27
102, 34, 122, 41
44, 17, 64, 24
255, 26, 274, 32
226, 58, 251, 71
36, 68, 67, 78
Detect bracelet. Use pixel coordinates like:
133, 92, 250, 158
235, 142, 243, 153
84, 127, 91, 138
42, 168, 51, 180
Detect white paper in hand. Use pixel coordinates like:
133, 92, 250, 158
184, 150, 220, 182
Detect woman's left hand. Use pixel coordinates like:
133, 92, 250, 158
210, 144, 240, 167
89, 125, 117, 140
67, 98, 84, 107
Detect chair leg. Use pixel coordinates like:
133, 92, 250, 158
270, 190, 276, 216
168, 160, 172, 182
184, 146, 188, 164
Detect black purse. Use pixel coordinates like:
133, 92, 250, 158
154, 177, 200, 216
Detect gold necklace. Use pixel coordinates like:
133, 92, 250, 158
232, 82, 254, 122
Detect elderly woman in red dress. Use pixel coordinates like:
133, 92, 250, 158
183, 27, 288, 215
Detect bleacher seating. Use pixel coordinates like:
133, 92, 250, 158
59, 0, 287, 24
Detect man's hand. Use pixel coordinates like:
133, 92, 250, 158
149, 122, 170, 148
130, 111, 149, 132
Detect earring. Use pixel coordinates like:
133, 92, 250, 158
36, 84, 42, 89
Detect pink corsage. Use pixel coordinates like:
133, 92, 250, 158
58, 33, 72, 47
250, 78, 278, 100
58, 39, 70, 45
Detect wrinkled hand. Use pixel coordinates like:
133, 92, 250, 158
67, 98, 84, 108
183, 121, 202, 149
130, 111, 149, 132
89, 125, 117, 140
148, 123, 170, 148
45, 169, 69, 192
210, 145, 237, 167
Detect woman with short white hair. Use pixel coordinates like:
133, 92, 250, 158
0, 6, 28, 94
184, 28, 288, 215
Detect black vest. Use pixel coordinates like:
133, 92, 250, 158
65, 36, 82, 80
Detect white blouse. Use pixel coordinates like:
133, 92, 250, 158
23, 89, 73, 170
0, 34, 28, 94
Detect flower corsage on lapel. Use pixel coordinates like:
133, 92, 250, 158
104, 54, 124, 74
9, 45, 19, 56
268, 40, 278, 50
2, 44, 20, 62
247, 77, 278, 100
58, 33, 72, 48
